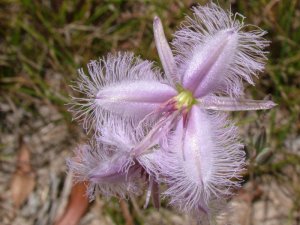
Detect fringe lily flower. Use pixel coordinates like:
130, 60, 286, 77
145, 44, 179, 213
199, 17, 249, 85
68, 2, 276, 223
67, 118, 158, 201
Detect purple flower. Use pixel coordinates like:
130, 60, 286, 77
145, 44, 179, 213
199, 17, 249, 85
68, 2, 275, 222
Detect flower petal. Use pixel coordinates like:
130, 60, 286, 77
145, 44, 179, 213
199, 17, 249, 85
131, 112, 179, 157
172, 3, 269, 97
198, 96, 276, 111
159, 106, 245, 214
67, 144, 142, 200
89, 153, 133, 183
95, 80, 176, 119
69, 52, 176, 132
158, 116, 210, 213
182, 30, 239, 97
153, 16, 178, 85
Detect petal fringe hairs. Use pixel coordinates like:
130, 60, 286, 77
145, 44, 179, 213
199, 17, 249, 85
67, 2, 275, 224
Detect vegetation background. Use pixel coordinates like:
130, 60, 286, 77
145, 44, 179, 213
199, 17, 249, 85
1, 0, 299, 224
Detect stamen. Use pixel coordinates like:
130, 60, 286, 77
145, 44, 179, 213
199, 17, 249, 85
174, 88, 197, 110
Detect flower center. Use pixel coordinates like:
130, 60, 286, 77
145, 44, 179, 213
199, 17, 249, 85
175, 85, 196, 110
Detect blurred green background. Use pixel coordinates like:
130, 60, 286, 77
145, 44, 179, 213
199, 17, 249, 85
1, 0, 300, 225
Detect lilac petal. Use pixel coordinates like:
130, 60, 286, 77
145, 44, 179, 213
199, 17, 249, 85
158, 115, 211, 212
173, 3, 269, 97
153, 17, 178, 86
159, 106, 245, 214
198, 96, 276, 111
182, 107, 215, 187
67, 145, 142, 200
69, 52, 175, 132
131, 112, 179, 157
95, 80, 176, 120
182, 30, 238, 97
89, 153, 132, 183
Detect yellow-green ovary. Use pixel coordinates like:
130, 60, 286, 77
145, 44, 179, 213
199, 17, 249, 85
175, 89, 197, 110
